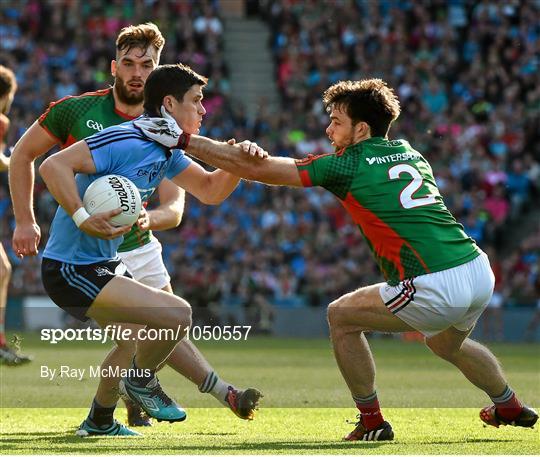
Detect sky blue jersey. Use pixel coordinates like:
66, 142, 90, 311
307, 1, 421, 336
43, 121, 192, 264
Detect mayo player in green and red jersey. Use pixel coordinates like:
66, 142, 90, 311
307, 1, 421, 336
151, 78, 538, 440
0, 65, 32, 366
9, 24, 260, 435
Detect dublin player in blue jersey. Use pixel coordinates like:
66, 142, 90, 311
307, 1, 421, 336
39, 64, 263, 437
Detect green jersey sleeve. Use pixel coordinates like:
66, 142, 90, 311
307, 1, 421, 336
295, 149, 361, 200
38, 96, 81, 144
296, 154, 330, 187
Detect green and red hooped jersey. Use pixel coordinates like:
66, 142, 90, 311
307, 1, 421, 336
296, 137, 481, 286
39, 88, 151, 252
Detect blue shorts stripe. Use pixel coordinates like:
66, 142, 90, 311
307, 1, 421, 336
67, 265, 101, 296
60, 264, 96, 300
62, 264, 99, 298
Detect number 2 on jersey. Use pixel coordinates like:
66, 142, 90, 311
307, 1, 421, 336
388, 164, 437, 209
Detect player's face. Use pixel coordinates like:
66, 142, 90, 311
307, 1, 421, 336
326, 106, 357, 149
112, 46, 158, 106
167, 84, 206, 135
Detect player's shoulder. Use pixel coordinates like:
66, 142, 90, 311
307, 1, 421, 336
42, 88, 112, 116
295, 147, 348, 169
39, 88, 112, 123
85, 120, 159, 154
361, 137, 425, 158
57, 88, 111, 104
86, 120, 141, 141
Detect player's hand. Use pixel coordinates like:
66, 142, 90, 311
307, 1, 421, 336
12, 222, 41, 258
136, 207, 150, 231
238, 140, 268, 159
79, 208, 131, 240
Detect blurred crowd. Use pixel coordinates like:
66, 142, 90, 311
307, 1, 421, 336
0, 0, 539, 331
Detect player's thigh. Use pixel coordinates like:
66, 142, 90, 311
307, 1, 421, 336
425, 325, 471, 359
327, 283, 415, 332
88, 276, 191, 330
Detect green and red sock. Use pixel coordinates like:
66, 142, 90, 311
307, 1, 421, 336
491, 385, 523, 421
353, 391, 384, 430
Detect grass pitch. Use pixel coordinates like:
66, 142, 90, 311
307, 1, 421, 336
1, 334, 539, 454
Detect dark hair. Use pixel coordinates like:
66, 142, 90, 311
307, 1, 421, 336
143, 64, 208, 115
323, 79, 401, 137
116, 22, 165, 59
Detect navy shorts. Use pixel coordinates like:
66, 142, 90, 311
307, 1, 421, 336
41, 257, 132, 322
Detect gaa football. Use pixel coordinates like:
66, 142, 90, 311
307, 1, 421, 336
83, 175, 141, 227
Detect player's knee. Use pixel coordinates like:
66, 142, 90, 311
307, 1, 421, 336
115, 337, 137, 355
327, 299, 343, 328
165, 296, 192, 335
328, 297, 351, 329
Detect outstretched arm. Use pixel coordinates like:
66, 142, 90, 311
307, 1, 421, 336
186, 136, 303, 187
133, 116, 303, 186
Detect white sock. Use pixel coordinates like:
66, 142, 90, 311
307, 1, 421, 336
199, 371, 233, 407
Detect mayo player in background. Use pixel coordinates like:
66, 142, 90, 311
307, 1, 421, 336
0, 64, 32, 366
9, 24, 260, 429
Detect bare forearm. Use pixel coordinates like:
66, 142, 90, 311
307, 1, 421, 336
147, 203, 184, 230
187, 136, 257, 179
9, 153, 37, 223
39, 159, 82, 216
207, 169, 241, 204
187, 136, 302, 187
148, 184, 185, 230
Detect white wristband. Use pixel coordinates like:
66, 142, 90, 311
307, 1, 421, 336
72, 207, 90, 228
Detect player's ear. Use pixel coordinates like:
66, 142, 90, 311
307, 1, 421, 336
111, 60, 117, 78
162, 95, 175, 114
356, 121, 370, 138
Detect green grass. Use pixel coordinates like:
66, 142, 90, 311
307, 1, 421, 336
1, 334, 539, 454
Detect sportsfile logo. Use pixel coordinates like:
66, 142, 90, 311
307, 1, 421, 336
365, 151, 422, 165
40, 325, 252, 344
